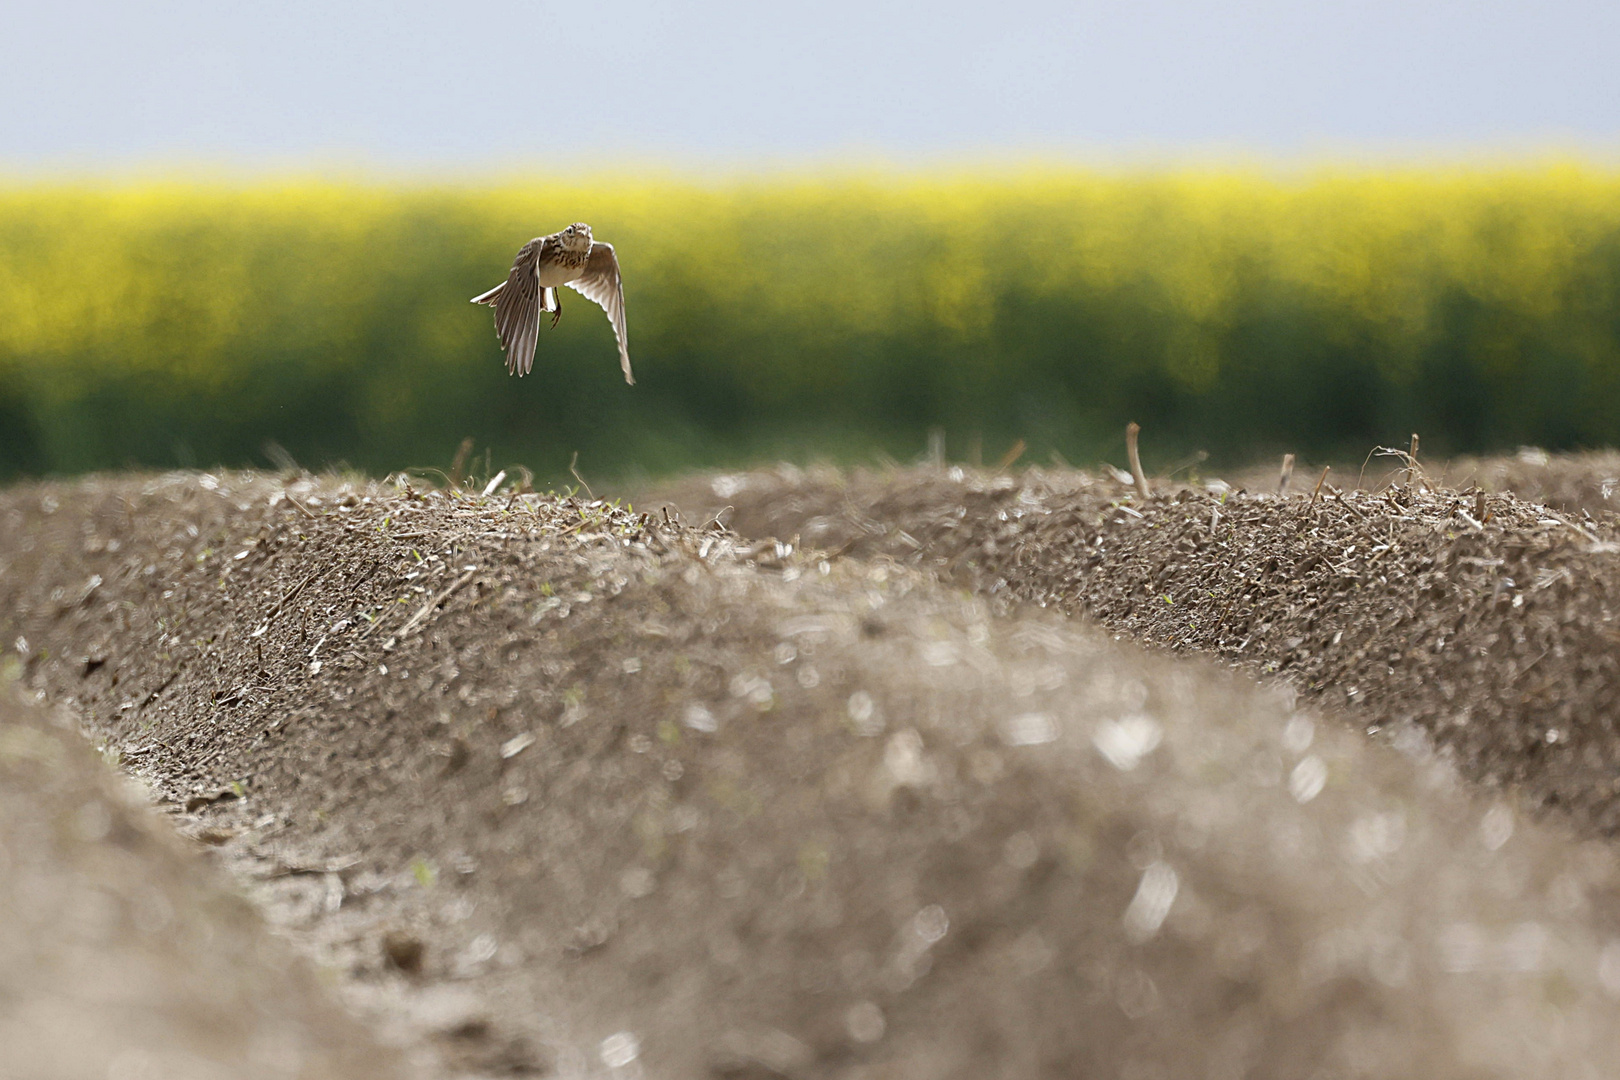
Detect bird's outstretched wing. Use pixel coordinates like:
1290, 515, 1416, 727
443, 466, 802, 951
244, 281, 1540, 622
471, 237, 546, 376
563, 241, 633, 385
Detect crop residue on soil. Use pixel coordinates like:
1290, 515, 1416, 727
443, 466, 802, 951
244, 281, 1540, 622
653, 458, 1620, 838
5, 468, 1620, 1076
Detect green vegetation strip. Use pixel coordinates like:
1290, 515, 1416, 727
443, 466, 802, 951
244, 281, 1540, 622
4, 167, 1620, 480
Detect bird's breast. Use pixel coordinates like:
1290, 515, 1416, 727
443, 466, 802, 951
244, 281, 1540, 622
537, 249, 590, 287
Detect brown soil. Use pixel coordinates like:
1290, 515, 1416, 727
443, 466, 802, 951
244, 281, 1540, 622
1441, 448, 1620, 518
6, 468, 1620, 1077
0, 687, 402, 1080
1228, 447, 1620, 518
648, 460, 1620, 839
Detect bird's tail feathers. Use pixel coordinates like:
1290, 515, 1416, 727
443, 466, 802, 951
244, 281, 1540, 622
470, 281, 506, 305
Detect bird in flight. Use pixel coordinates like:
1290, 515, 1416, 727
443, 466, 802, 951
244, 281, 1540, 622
471, 223, 633, 384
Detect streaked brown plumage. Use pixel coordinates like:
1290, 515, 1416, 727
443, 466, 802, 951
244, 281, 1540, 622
471, 223, 633, 384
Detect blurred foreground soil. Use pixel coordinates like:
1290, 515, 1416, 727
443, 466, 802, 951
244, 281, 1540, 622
0, 688, 402, 1080
2, 460, 1620, 1077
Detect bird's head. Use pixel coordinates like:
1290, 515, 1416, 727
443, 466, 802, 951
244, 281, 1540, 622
559, 222, 594, 252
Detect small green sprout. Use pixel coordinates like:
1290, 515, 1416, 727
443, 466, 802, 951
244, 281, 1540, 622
410, 856, 437, 888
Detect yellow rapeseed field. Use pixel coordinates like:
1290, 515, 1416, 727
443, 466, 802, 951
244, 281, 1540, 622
2, 165, 1618, 478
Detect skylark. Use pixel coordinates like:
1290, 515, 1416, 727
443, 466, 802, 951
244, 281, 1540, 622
471, 223, 633, 384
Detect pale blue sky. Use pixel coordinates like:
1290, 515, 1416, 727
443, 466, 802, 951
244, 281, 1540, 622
3, 0, 1617, 167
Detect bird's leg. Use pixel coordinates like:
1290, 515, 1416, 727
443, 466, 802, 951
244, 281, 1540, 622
549, 288, 563, 329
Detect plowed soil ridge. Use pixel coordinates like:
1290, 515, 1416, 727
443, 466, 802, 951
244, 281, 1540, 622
0, 690, 404, 1080
1444, 449, 1620, 519
7, 471, 1620, 1077
651, 463, 1620, 838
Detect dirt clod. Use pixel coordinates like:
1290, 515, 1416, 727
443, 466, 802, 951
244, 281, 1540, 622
383, 929, 427, 974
